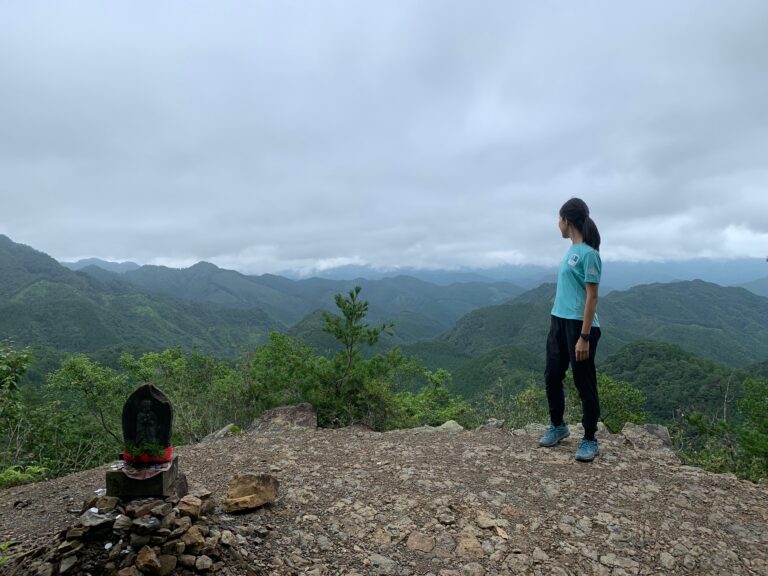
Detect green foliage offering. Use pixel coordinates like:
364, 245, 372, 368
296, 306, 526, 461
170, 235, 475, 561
123, 440, 166, 458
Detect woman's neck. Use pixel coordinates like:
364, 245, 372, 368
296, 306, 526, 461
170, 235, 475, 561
569, 226, 583, 245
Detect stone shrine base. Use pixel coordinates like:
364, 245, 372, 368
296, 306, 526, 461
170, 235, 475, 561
106, 456, 187, 498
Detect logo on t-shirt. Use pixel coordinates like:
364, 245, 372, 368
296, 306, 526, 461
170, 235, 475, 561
568, 254, 580, 267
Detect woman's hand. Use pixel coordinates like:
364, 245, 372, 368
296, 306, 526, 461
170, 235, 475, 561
575, 337, 590, 362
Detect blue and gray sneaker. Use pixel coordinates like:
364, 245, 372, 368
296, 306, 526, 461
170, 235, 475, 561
575, 438, 599, 462
539, 423, 570, 447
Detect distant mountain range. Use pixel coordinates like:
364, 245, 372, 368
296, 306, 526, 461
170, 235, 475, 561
61, 258, 140, 274
63, 256, 768, 292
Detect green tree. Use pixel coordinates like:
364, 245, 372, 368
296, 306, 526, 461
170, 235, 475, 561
398, 368, 479, 429
47, 354, 129, 443
318, 287, 395, 426
0, 341, 31, 423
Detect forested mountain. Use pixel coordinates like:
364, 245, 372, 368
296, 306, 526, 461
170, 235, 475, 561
0, 236, 281, 357
600, 340, 747, 421
741, 275, 768, 298
441, 280, 768, 368
95, 261, 525, 327
62, 257, 140, 273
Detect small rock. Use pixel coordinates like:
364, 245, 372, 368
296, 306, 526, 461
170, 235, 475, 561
224, 473, 279, 512
407, 531, 436, 553
438, 513, 456, 525
475, 511, 497, 529
130, 533, 151, 548
126, 499, 160, 518
117, 567, 141, 576
136, 545, 161, 573
660, 552, 676, 569
65, 527, 86, 540
78, 510, 112, 530
438, 420, 464, 431
196, 555, 214, 571
132, 516, 161, 534
201, 423, 237, 443
179, 554, 197, 568
157, 555, 177, 576
476, 418, 505, 431
600, 553, 640, 569
533, 547, 549, 563
317, 534, 333, 551
36, 563, 54, 576
461, 563, 485, 576
455, 531, 484, 559
151, 503, 173, 517
369, 553, 398, 575
112, 514, 133, 533
94, 495, 120, 513
177, 495, 202, 519
220, 530, 237, 547
161, 539, 185, 555
181, 525, 205, 551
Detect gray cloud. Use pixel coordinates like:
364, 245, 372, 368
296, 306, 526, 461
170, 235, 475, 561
1, 1, 767, 273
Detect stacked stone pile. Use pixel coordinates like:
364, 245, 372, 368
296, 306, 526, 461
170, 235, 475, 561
21, 490, 263, 576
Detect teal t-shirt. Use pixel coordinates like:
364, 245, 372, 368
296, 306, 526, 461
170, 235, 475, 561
551, 243, 601, 327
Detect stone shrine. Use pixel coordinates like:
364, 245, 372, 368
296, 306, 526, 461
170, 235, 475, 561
106, 384, 186, 498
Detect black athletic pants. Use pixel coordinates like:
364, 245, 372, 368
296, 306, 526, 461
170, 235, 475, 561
544, 315, 601, 440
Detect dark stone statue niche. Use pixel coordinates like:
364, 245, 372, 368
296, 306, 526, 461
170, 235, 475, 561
121, 384, 173, 462
107, 384, 186, 498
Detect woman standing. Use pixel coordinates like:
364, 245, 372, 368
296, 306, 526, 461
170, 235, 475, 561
539, 198, 602, 462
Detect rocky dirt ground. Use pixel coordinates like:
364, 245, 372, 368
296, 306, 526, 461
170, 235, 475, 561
1, 423, 767, 575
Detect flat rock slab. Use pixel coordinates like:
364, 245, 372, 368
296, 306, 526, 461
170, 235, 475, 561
223, 473, 279, 513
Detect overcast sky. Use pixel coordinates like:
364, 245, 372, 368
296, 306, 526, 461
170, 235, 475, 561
1, 1, 767, 274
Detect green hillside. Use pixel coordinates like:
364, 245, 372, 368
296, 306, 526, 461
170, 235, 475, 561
740, 275, 768, 298
443, 281, 768, 368
399, 341, 472, 373
601, 340, 749, 421
112, 264, 524, 328
440, 301, 552, 357
0, 236, 282, 358
599, 280, 768, 367
450, 346, 543, 399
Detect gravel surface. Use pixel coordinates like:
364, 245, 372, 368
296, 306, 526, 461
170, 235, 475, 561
2, 424, 767, 575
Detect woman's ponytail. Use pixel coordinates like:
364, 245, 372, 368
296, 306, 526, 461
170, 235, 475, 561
582, 215, 601, 251
560, 198, 601, 251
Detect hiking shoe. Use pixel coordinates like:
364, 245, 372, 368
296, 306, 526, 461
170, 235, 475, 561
575, 438, 599, 462
539, 424, 570, 447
